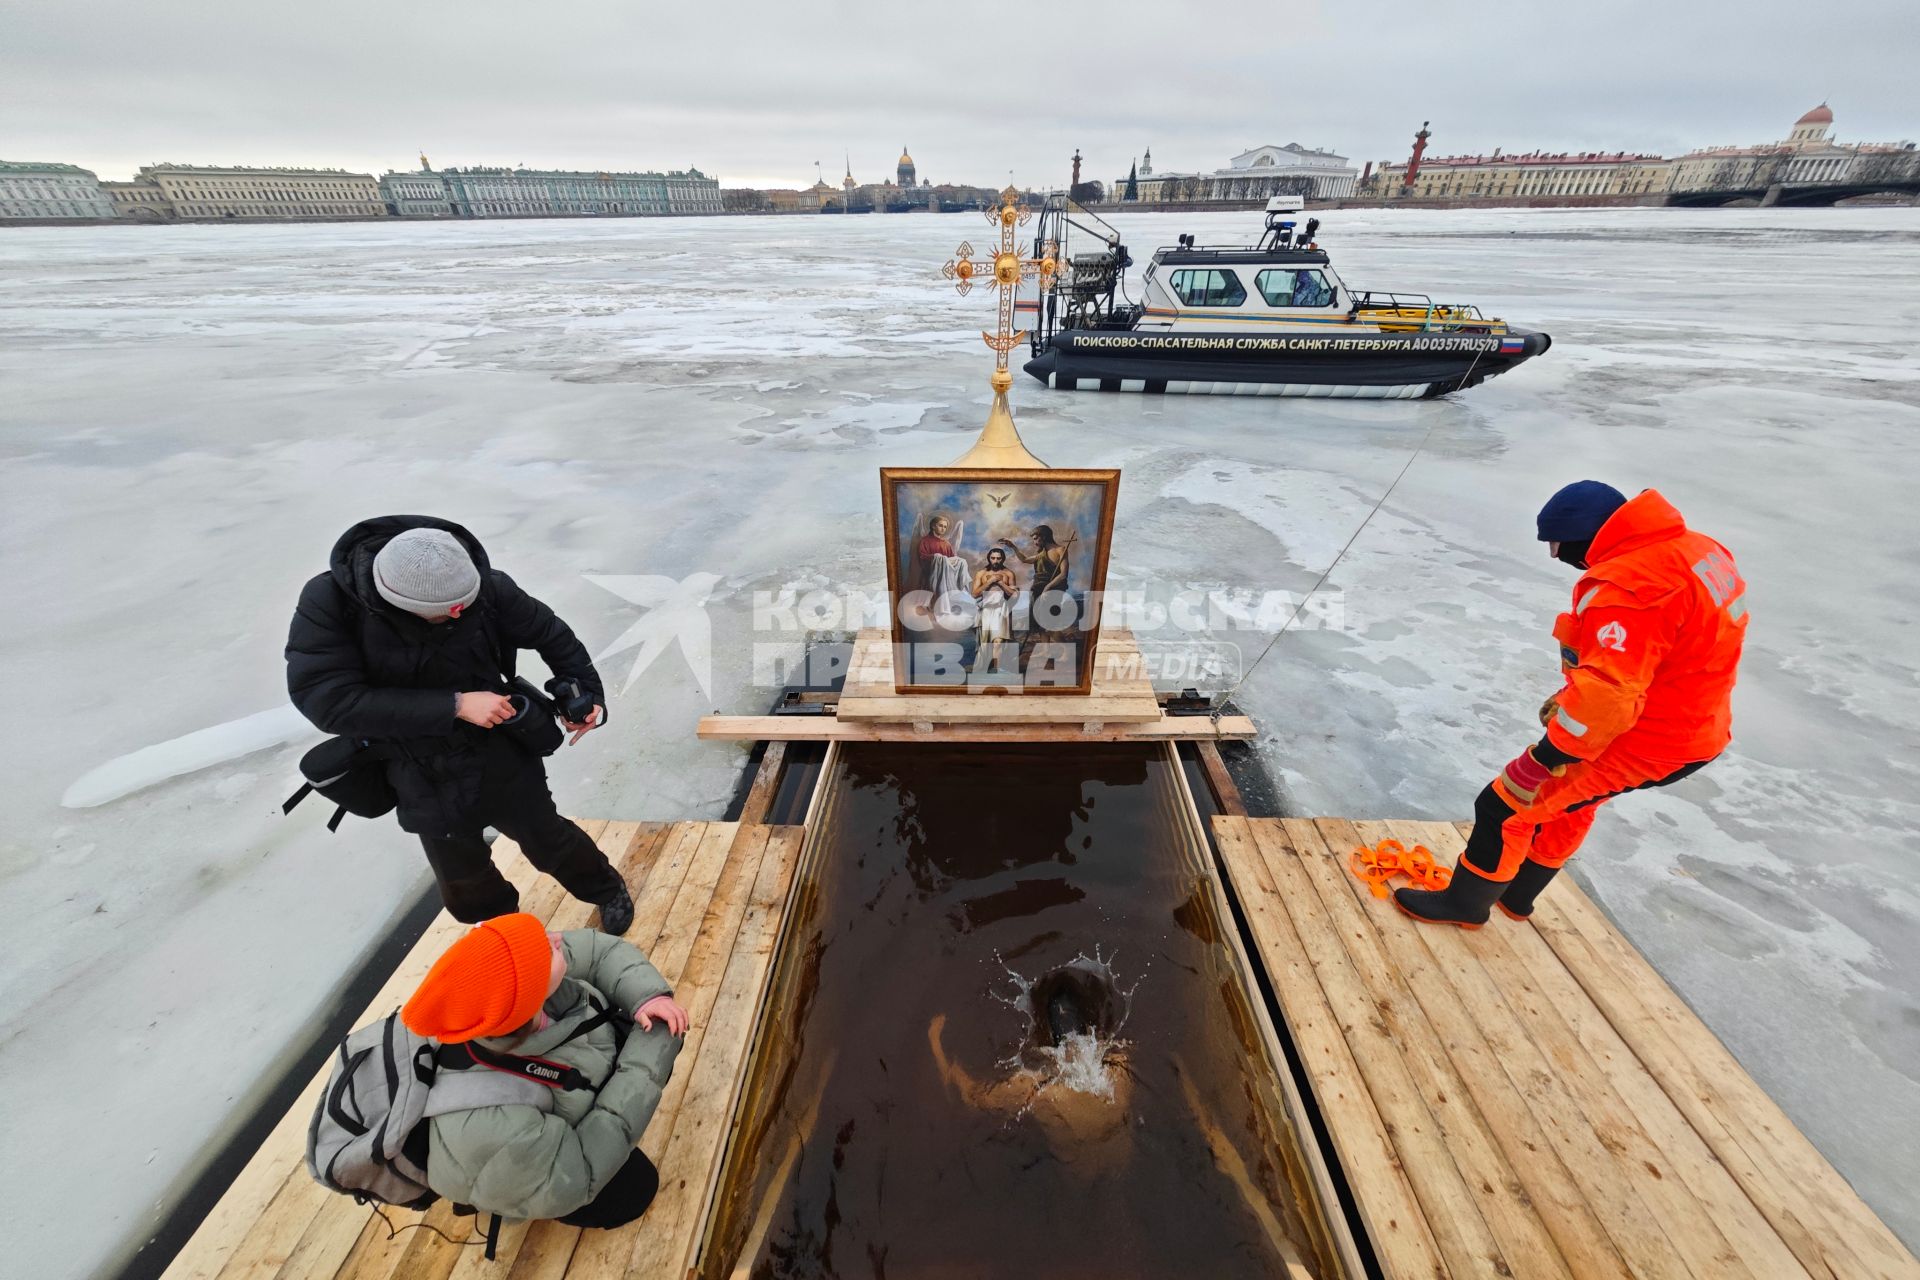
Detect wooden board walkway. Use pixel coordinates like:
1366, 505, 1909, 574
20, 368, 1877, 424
835, 626, 1163, 722
1213, 816, 1920, 1280
162, 819, 804, 1280
699, 627, 1258, 742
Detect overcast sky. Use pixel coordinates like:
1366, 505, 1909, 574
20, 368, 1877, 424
4, 1, 1915, 189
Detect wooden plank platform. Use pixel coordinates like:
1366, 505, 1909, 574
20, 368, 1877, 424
695, 711, 1255, 742
701, 627, 1256, 742
1213, 816, 1920, 1280
835, 626, 1163, 722
162, 819, 805, 1280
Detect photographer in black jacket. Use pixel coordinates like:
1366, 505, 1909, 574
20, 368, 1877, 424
285, 515, 633, 932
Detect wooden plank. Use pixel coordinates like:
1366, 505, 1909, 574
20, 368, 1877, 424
629, 827, 805, 1280
1379, 820, 1790, 1279
648, 824, 746, 985
836, 626, 1161, 722
1315, 822, 1634, 1280
734, 742, 787, 826
1166, 754, 1361, 1280
491, 1219, 577, 1280
1278, 819, 1578, 1280
640, 828, 780, 1154
573, 826, 799, 1280
1489, 890, 1813, 1279
178, 827, 603, 1280
1193, 739, 1248, 815
695, 713, 1256, 742
834, 693, 1163, 723
1211, 817, 1449, 1279
1533, 881, 1920, 1280
620, 822, 710, 958
1455, 917, 1753, 1275
1312, 820, 1696, 1280
337, 1201, 473, 1280
1247, 820, 1514, 1277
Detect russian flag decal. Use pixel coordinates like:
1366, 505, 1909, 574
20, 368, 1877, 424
1499, 335, 1526, 354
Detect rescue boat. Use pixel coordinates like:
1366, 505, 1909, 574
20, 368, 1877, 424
1021, 198, 1550, 399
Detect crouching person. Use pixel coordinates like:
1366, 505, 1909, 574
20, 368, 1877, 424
401, 913, 691, 1232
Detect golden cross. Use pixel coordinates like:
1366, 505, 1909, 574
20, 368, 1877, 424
941, 186, 1062, 394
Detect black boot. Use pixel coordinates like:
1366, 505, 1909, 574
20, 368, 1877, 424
1393, 863, 1506, 930
595, 880, 634, 936
1496, 859, 1560, 922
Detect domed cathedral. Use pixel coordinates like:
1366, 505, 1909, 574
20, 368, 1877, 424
897, 147, 916, 188
1787, 103, 1834, 147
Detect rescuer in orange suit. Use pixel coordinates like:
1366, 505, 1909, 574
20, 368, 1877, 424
1396, 482, 1749, 928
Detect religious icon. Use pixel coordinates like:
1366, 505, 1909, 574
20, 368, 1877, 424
881, 468, 1120, 693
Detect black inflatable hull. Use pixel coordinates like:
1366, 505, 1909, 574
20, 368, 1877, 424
1024, 327, 1551, 399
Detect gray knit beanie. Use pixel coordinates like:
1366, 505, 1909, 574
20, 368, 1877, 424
372, 528, 481, 617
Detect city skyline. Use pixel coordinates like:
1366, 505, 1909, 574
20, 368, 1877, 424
5, 0, 1914, 193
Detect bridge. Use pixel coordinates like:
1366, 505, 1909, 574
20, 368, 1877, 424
1667, 178, 1920, 207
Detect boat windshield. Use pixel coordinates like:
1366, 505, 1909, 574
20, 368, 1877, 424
1255, 268, 1336, 307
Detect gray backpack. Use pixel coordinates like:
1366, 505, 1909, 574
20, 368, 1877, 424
306, 1002, 625, 1210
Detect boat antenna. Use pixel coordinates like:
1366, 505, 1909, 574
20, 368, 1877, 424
1206, 343, 1493, 733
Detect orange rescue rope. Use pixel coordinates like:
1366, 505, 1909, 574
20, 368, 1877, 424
1349, 839, 1453, 898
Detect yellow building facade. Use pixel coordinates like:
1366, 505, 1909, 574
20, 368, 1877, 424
137, 165, 385, 219
1370, 152, 1672, 200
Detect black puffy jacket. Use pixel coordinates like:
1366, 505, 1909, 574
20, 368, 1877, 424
285, 515, 605, 836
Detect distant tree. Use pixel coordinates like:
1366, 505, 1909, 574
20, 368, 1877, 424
1070, 179, 1105, 205
1123, 161, 1138, 201
1852, 147, 1920, 185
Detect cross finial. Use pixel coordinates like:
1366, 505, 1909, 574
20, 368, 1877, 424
939, 188, 1063, 467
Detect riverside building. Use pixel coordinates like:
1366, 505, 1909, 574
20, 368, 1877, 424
0, 161, 116, 220
1362, 105, 1917, 202
379, 160, 453, 217
132, 165, 385, 219
1370, 150, 1673, 200
1668, 104, 1918, 191
434, 166, 721, 217
1113, 144, 1360, 203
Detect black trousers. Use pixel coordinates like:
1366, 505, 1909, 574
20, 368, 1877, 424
557, 1151, 660, 1229
417, 739, 623, 923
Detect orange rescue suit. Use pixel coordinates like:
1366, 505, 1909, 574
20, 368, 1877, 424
1544, 489, 1746, 763
1483, 490, 1748, 878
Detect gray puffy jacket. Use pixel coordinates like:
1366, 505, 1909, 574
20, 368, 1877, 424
426, 930, 680, 1221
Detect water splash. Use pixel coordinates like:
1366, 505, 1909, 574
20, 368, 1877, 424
990, 946, 1142, 1106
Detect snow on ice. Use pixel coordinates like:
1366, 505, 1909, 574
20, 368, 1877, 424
1, 206, 1917, 1279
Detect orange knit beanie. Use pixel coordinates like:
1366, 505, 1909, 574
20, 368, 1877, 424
402, 913, 551, 1043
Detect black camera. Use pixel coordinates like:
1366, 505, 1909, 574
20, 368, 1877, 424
547, 676, 598, 724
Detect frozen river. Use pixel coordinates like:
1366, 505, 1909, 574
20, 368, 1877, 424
3, 205, 1918, 1278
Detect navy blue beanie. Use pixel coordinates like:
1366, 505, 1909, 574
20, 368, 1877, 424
1537, 481, 1627, 542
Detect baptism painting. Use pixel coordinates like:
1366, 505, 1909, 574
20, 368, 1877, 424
881, 468, 1121, 693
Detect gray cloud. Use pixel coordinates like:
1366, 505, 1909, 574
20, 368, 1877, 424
3, 0, 1914, 188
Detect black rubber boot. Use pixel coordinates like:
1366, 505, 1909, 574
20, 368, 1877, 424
1393, 863, 1506, 930
1496, 859, 1561, 922
595, 880, 635, 936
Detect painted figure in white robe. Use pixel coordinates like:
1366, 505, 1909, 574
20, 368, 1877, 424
970, 547, 1018, 674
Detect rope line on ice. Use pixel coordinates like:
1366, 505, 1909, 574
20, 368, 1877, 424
1204, 341, 1487, 732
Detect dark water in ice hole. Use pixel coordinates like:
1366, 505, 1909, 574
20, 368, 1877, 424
708, 744, 1331, 1280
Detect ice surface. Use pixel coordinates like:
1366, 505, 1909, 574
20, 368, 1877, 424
2, 206, 1918, 1277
